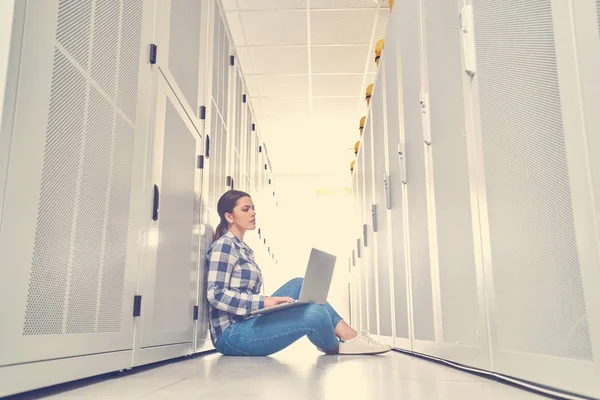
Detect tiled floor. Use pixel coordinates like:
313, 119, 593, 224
34, 339, 548, 400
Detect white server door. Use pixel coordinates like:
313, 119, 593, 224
357, 144, 369, 333
382, 13, 412, 351
469, 0, 600, 396
420, 0, 488, 369
370, 74, 393, 345
136, 72, 201, 357
153, 0, 205, 121
362, 111, 379, 338
0, 0, 152, 392
0, 0, 148, 364
400, 0, 436, 354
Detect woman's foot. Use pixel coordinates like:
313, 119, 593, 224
338, 331, 391, 355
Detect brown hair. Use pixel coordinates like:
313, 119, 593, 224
212, 190, 251, 243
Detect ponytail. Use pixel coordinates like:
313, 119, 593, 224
212, 220, 227, 243
211, 189, 251, 245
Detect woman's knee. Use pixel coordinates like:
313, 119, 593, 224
299, 304, 331, 328
287, 277, 303, 287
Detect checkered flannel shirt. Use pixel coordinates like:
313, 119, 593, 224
206, 231, 266, 345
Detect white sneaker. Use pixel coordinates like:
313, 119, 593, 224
338, 331, 392, 355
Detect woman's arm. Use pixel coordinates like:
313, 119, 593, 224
206, 239, 266, 316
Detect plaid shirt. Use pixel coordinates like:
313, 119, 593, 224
206, 231, 265, 345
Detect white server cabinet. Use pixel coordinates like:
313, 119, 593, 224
0, 0, 153, 395
132, 0, 209, 365
381, 13, 412, 351
356, 143, 369, 333
464, 0, 600, 396
369, 73, 394, 346
361, 111, 379, 337
133, 71, 202, 366
419, 0, 489, 368
352, 172, 363, 333
349, 172, 360, 331
398, 0, 436, 355
205, 0, 232, 220
198, 0, 233, 350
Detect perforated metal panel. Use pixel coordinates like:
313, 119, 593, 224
67, 87, 113, 334
371, 83, 393, 338
98, 114, 135, 333
401, 6, 435, 341
169, 0, 201, 115
117, 0, 143, 123
424, 0, 479, 346
55, 0, 92, 70
24, 49, 86, 336
474, 0, 593, 361
23, 0, 142, 336
152, 99, 197, 332
91, 0, 120, 99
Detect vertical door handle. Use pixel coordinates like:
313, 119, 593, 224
152, 185, 160, 221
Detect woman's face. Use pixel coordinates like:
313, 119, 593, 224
227, 196, 256, 231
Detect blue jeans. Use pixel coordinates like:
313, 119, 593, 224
214, 277, 343, 356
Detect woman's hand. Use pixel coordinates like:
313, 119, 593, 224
264, 296, 295, 308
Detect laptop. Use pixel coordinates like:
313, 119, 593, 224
250, 248, 337, 315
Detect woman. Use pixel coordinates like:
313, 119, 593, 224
206, 190, 391, 356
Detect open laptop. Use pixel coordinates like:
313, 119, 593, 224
250, 248, 337, 315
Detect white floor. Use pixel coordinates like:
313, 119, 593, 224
34, 339, 549, 400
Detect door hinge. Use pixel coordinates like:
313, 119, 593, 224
356, 238, 361, 258
200, 106, 206, 120
230, 55, 235, 66
197, 155, 204, 169
363, 224, 368, 247
133, 295, 142, 317
243, 94, 247, 103
193, 305, 199, 321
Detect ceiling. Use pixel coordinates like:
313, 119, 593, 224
222, 0, 390, 188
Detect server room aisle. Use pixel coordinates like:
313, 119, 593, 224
25, 339, 547, 400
